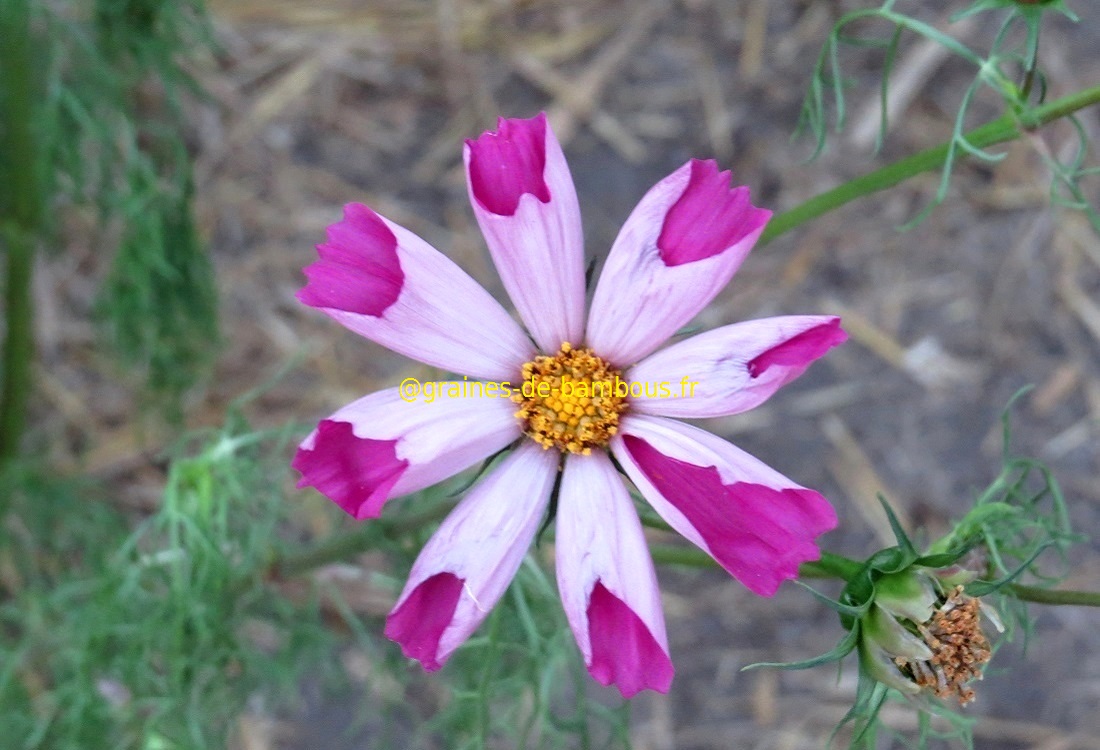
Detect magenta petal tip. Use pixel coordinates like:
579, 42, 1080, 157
657, 159, 771, 267
747, 317, 847, 378
384, 572, 464, 671
292, 420, 408, 520
466, 112, 551, 216
298, 203, 404, 317
621, 433, 836, 596
587, 582, 674, 698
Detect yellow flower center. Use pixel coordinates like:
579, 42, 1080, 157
512, 342, 627, 455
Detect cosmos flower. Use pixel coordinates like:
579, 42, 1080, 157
293, 113, 845, 697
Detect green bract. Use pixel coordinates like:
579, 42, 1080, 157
859, 603, 933, 696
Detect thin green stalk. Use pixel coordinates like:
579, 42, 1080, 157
649, 542, 1100, 607
1020, 21, 1040, 101
0, 232, 34, 467
270, 513, 1100, 607
475, 607, 502, 749
805, 551, 864, 580
268, 525, 378, 581
649, 543, 862, 580
646, 544, 713, 568
761, 84, 1100, 245
269, 500, 455, 580
1007, 583, 1100, 607
0, 1, 42, 473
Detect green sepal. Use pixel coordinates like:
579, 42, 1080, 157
863, 605, 932, 662
858, 634, 922, 697
794, 579, 870, 619
584, 256, 598, 291
880, 495, 918, 559
836, 540, 921, 630
913, 549, 973, 569
837, 561, 878, 630
743, 621, 861, 672
447, 443, 515, 498
834, 663, 891, 749
874, 570, 936, 623
535, 454, 565, 548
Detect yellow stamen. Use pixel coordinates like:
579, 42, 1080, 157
512, 343, 627, 454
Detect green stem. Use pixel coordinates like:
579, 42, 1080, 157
647, 544, 713, 568
269, 512, 1100, 606
0, 234, 34, 467
1020, 24, 1039, 101
476, 607, 502, 748
760, 84, 1100, 245
805, 551, 864, 580
1007, 583, 1100, 607
649, 543, 1100, 606
271, 501, 455, 579
270, 526, 377, 580
0, 1, 42, 473
650, 543, 862, 580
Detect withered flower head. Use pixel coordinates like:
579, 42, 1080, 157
892, 585, 996, 705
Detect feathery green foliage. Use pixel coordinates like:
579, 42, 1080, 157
0, 0, 220, 447
0, 418, 336, 749
797, 0, 1099, 231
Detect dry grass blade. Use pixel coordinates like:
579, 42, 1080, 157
513, 0, 669, 153
820, 414, 906, 546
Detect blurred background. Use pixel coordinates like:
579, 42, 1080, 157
4, 0, 1100, 748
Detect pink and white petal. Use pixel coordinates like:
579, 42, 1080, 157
627, 316, 846, 418
382, 572, 464, 671
612, 415, 837, 596
291, 421, 406, 521
299, 203, 534, 381
586, 160, 772, 367
556, 453, 672, 698
293, 384, 522, 520
465, 113, 586, 352
384, 442, 558, 670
